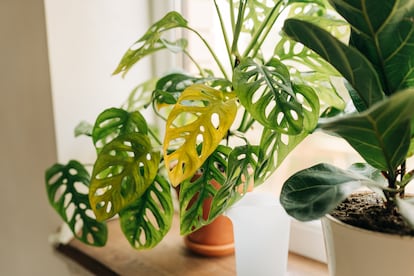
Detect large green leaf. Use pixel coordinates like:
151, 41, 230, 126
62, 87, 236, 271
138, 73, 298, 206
164, 84, 237, 187
234, 58, 319, 134
179, 145, 230, 235
329, 0, 414, 95
319, 89, 414, 172
113, 11, 188, 76
92, 108, 148, 152
119, 175, 173, 250
280, 163, 379, 221
89, 133, 161, 221
45, 160, 107, 246
283, 18, 386, 110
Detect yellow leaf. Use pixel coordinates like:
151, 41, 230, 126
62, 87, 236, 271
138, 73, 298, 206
164, 84, 237, 186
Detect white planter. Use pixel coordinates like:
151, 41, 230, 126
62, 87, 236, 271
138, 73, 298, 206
226, 192, 291, 276
322, 214, 414, 276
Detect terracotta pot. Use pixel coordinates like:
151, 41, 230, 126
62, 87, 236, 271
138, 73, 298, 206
180, 177, 235, 257
322, 214, 414, 276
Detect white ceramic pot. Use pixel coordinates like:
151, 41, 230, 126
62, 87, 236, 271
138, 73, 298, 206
226, 192, 291, 276
322, 214, 414, 276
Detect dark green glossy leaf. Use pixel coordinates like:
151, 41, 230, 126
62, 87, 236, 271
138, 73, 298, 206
113, 12, 188, 76
283, 18, 386, 110
179, 145, 230, 235
329, 0, 414, 95
89, 133, 161, 221
280, 163, 376, 221
92, 108, 148, 152
119, 175, 173, 250
319, 89, 414, 172
234, 58, 319, 134
45, 160, 107, 246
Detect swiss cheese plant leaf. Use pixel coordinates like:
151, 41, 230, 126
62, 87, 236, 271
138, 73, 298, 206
256, 127, 309, 184
179, 145, 230, 235
45, 160, 107, 246
89, 133, 161, 221
234, 58, 319, 135
113, 11, 188, 76
164, 84, 237, 187
119, 175, 173, 250
283, 18, 386, 111
209, 145, 259, 220
92, 108, 148, 152
122, 78, 157, 112
74, 121, 93, 137
319, 89, 414, 172
329, 0, 414, 95
280, 163, 381, 221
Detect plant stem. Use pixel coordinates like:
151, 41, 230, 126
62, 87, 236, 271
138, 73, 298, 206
183, 49, 205, 77
231, 0, 247, 59
185, 26, 229, 80
214, 0, 233, 70
242, 1, 284, 58
148, 125, 162, 146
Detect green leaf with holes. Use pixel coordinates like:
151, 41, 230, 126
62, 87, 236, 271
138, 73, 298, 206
122, 78, 157, 112
92, 108, 148, 152
234, 58, 319, 135
113, 11, 188, 76
89, 133, 161, 221
164, 84, 237, 187
179, 145, 231, 235
209, 145, 258, 220
119, 174, 173, 250
45, 160, 107, 246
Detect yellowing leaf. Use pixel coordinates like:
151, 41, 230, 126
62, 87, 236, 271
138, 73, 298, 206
164, 84, 237, 186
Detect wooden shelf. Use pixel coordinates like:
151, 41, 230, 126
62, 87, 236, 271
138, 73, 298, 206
56, 216, 328, 275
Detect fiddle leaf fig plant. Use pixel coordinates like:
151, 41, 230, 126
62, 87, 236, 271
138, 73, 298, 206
280, 0, 414, 228
46, 0, 346, 249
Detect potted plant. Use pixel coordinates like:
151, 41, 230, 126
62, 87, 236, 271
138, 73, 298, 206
45, 0, 345, 256
279, 0, 414, 275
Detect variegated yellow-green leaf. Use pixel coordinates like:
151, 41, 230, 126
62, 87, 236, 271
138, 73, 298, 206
89, 133, 160, 221
164, 84, 237, 187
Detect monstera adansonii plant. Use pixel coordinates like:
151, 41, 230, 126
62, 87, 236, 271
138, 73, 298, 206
46, 0, 346, 249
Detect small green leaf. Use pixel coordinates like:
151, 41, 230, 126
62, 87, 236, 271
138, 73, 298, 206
119, 175, 173, 250
92, 108, 148, 152
89, 133, 160, 221
319, 89, 414, 172
74, 121, 93, 137
45, 160, 107, 246
280, 163, 375, 221
164, 84, 237, 186
122, 78, 157, 112
113, 12, 188, 76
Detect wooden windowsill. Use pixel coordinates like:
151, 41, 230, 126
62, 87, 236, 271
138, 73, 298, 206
56, 216, 328, 275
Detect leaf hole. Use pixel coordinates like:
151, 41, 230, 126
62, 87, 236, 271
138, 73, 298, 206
210, 113, 220, 129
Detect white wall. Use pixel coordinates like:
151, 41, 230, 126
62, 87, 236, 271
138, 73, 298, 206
0, 0, 175, 275
44, 0, 153, 164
